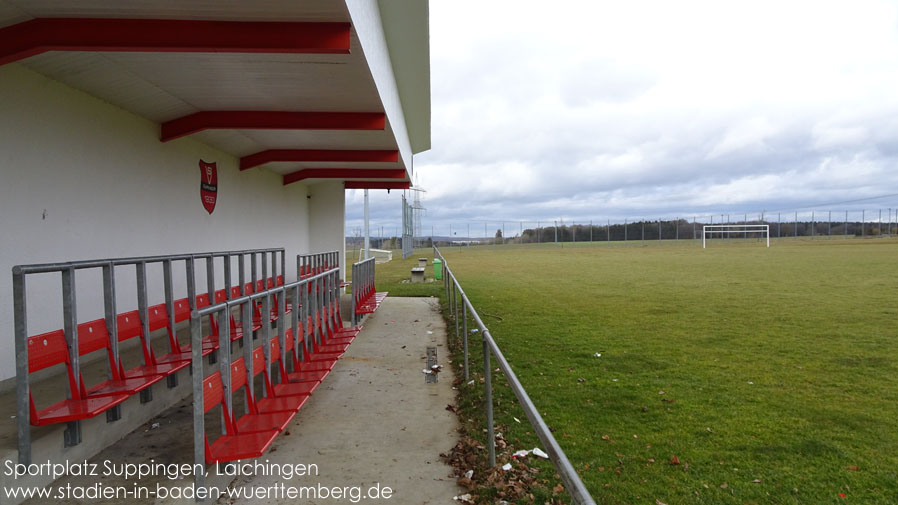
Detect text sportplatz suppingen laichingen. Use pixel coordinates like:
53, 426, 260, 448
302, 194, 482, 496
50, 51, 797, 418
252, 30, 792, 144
4, 459, 319, 481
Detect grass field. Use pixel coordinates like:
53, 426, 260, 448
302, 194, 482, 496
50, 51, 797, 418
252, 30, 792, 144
361, 239, 898, 504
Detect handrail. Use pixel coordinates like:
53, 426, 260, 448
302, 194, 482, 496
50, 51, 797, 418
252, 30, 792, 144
433, 246, 597, 505
12, 246, 286, 465
189, 267, 341, 495
350, 257, 375, 326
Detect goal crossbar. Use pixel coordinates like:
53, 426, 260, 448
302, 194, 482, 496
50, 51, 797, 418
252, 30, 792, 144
702, 224, 769, 248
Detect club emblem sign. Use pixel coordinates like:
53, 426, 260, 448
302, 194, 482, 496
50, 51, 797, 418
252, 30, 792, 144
199, 160, 218, 214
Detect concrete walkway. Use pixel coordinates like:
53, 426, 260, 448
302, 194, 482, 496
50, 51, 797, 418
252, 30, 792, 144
223, 296, 461, 504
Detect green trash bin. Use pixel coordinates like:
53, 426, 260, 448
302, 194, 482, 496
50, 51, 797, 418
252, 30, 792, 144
433, 258, 442, 280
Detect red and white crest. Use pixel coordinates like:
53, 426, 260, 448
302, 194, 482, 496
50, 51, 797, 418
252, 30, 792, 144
199, 160, 218, 214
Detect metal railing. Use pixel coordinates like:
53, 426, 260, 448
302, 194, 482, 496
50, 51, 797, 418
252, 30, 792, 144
189, 266, 341, 494
433, 246, 596, 505
12, 247, 285, 464
297, 250, 339, 277
350, 257, 376, 326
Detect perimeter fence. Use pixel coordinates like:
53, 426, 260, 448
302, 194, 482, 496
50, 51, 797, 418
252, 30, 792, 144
416, 208, 898, 248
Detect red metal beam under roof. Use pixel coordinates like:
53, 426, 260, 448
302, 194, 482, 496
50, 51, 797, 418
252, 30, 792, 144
283, 168, 407, 186
0, 18, 350, 66
241, 149, 399, 171
161, 111, 386, 142
344, 181, 411, 190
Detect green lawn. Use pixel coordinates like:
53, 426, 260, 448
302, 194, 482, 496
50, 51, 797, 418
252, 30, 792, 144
362, 239, 898, 504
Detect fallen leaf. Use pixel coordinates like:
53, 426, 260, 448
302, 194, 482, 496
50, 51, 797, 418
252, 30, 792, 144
720, 482, 728, 489
752, 479, 762, 483
648, 458, 655, 463
670, 456, 680, 465
846, 465, 859, 471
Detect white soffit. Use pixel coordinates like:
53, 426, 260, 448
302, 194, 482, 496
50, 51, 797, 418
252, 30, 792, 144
0, 0, 417, 178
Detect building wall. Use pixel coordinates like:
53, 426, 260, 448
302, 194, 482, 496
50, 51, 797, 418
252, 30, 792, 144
309, 181, 347, 280
0, 64, 327, 384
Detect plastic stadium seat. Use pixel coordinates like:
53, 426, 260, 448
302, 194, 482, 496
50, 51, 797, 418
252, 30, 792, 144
147, 304, 215, 364
229, 358, 295, 433
251, 346, 310, 413
76, 319, 163, 397
27, 330, 128, 426
202, 371, 278, 464
116, 311, 190, 379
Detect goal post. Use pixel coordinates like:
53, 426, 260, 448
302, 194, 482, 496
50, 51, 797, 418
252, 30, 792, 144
359, 248, 393, 263
702, 224, 769, 248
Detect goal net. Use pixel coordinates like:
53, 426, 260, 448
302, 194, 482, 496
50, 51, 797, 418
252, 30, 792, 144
359, 248, 393, 263
702, 225, 769, 248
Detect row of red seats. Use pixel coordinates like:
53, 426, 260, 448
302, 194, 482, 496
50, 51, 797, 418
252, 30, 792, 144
203, 281, 362, 463
26, 276, 285, 427
352, 259, 387, 322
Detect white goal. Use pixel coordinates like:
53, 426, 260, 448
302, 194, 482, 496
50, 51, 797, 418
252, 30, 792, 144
359, 248, 393, 263
702, 225, 769, 248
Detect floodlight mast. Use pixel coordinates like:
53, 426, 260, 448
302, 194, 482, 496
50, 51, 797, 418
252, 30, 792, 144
364, 189, 370, 260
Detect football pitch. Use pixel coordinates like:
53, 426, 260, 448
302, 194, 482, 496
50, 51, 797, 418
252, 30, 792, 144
367, 238, 898, 504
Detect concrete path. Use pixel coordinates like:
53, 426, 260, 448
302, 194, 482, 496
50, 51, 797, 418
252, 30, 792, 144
222, 296, 462, 504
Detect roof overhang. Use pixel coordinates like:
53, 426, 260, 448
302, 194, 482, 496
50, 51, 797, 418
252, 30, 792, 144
0, 0, 431, 189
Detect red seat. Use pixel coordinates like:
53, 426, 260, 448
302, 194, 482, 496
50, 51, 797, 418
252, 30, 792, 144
116, 311, 190, 379
268, 339, 319, 395
251, 345, 311, 413
202, 371, 278, 464
147, 303, 215, 364
27, 330, 127, 426
230, 358, 294, 433
76, 319, 163, 397
282, 329, 330, 383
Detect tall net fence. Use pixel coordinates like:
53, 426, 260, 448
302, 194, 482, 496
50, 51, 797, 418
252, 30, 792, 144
417, 208, 898, 247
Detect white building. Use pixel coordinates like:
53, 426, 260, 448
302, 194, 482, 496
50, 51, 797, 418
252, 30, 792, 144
0, 0, 431, 386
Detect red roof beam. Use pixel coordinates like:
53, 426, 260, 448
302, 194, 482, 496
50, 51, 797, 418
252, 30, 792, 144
241, 149, 399, 171
284, 169, 407, 186
161, 111, 386, 142
0, 18, 351, 66
344, 181, 411, 190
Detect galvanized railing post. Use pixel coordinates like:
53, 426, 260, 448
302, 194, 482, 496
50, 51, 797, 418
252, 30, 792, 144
453, 281, 459, 339
190, 308, 205, 497
135, 261, 155, 401
242, 298, 254, 393
13, 266, 30, 464
162, 259, 179, 388
218, 306, 232, 433
261, 292, 272, 395
290, 283, 300, 367
102, 262, 120, 380
280, 248, 286, 284
62, 266, 83, 446
483, 336, 495, 467
463, 299, 469, 381
239, 253, 246, 295
262, 250, 269, 290
278, 286, 286, 378
224, 253, 232, 299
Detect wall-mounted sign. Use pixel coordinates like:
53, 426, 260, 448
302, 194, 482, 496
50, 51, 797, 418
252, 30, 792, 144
199, 160, 218, 214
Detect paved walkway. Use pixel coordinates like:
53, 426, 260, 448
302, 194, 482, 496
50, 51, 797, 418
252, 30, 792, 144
223, 296, 462, 504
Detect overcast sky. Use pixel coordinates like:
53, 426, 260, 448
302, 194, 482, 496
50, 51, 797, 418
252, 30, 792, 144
348, 0, 898, 237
